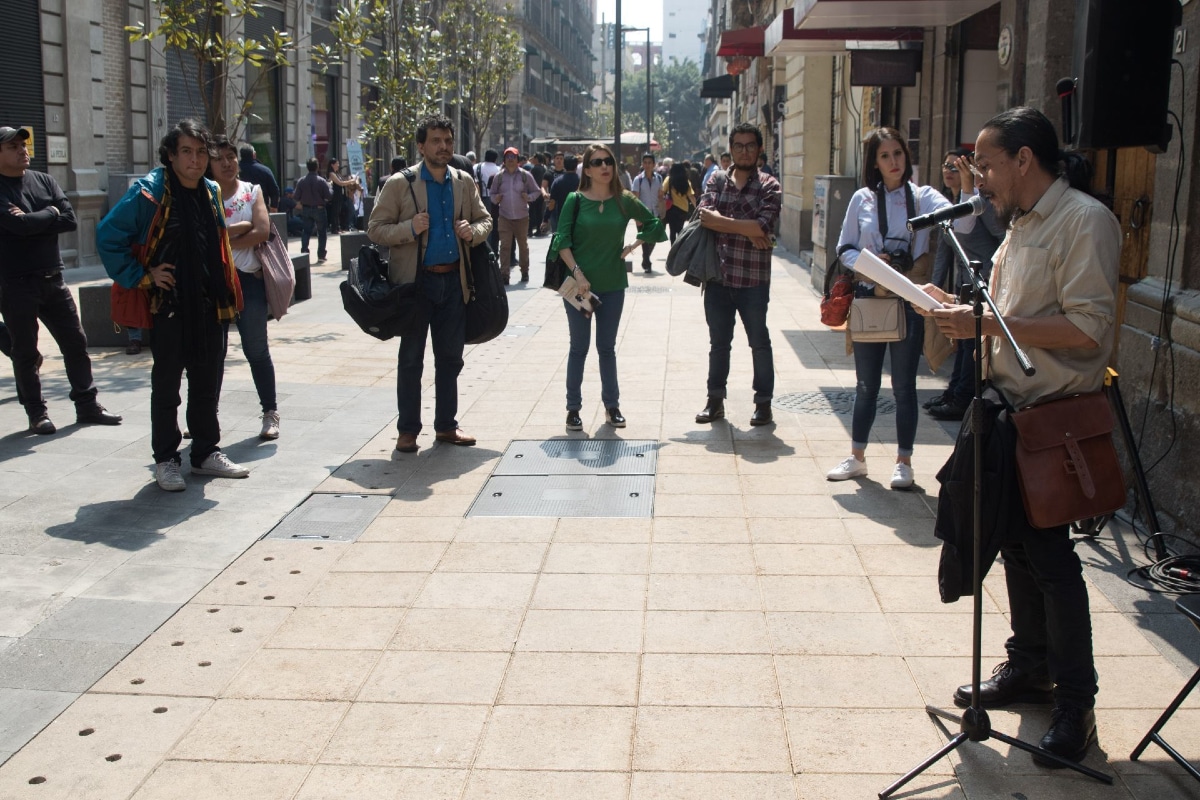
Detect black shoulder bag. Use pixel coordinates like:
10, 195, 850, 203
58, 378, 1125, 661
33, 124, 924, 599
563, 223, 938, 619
543, 192, 581, 290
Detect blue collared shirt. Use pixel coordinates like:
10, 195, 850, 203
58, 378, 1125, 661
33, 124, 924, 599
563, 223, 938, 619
421, 163, 459, 266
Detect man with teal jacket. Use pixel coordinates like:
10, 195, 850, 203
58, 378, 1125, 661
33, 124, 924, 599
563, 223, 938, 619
97, 119, 247, 492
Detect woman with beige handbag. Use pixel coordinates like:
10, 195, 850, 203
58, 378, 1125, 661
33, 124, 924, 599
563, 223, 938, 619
826, 128, 953, 489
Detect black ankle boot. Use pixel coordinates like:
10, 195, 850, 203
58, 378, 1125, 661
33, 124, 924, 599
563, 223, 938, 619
566, 410, 582, 431
695, 398, 724, 424
953, 660, 1054, 709
750, 402, 773, 426
1033, 704, 1097, 767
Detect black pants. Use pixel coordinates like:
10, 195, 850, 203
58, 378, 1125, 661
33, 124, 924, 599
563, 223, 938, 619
1002, 519, 1097, 709
0, 273, 97, 419
641, 241, 656, 268
150, 310, 225, 466
666, 206, 687, 243
528, 195, 545, 235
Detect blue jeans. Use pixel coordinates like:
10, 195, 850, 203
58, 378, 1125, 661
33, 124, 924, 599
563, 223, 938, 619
703, 282, 774, 404
946, 338, 977, 404
301, 207, 327, 259
564, 289, 625, 410
232, 271, 277, 412
851, 302, 924, 456
397, 271, 465, 434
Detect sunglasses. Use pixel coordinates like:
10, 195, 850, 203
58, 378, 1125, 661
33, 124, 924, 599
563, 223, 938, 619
942, 163, 958, 172
588, 156, 616, 167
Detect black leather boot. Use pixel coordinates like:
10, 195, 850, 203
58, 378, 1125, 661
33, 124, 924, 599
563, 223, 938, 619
695, 397, 724, 424
953, 660, 1054, 709
750, 402, 773, 426
1033, 704, 1097, 767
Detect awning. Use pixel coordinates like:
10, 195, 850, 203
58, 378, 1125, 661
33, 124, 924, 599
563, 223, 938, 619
701, 74, 738, 99
766, 7, 922, 56
794, 0, 998, 29
716, 25, 765, 57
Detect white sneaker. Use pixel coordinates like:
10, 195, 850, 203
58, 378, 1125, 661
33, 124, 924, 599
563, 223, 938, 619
827, 456, 868, 481
155, 460, 186, 492
890, 462, 915, 489
192, 451, 250, 478
260, 411, 280, 440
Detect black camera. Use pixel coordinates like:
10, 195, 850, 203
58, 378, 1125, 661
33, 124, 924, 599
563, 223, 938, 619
882, 248, 914, 274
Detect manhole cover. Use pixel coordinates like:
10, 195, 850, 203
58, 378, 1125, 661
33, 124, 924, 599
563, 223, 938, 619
773, 390, 895, 415
264, 493, 389, 541
626, 286, 672, 294
496, 439, 658, 476
468, 475, 655, 517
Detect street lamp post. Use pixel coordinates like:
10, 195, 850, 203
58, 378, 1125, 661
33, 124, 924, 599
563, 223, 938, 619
622, 26, 652, 160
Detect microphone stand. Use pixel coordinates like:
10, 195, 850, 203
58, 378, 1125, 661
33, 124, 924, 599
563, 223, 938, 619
879, 222, 1112, 797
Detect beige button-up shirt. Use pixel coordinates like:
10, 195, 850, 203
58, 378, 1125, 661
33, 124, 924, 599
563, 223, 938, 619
988, 177, 1120, 408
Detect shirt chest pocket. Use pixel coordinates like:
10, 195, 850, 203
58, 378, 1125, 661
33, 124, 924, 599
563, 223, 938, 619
1003, 246, 1052, 306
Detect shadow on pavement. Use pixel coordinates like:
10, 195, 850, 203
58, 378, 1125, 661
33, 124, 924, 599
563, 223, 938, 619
44, 484, 217, 551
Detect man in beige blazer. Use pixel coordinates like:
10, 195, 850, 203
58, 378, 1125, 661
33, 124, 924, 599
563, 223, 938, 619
367, 114, 492, 453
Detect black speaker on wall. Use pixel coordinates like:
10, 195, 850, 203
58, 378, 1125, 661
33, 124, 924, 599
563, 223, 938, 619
1073, 0, 1182, 151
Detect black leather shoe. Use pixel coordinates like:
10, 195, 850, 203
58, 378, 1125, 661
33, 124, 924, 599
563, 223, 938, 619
76, 405, 123, 426
1033, 704, 1097, 768
750, 402, 773, 426
928, 399, 968, 421
695, 398, 725, 424
923, 392, 950, 410
566, 411, 583, 431
605, 407, 626, 428
29, 415, 56, 435
953, 660, 1054, 709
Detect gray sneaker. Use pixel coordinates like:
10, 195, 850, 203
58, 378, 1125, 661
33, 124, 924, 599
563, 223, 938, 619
260, 410, 280, 440
192, 451, 250, 478
155, 460, 186, 492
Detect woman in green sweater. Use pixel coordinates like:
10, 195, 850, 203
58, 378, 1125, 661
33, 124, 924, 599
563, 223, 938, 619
549, 143, 666, 430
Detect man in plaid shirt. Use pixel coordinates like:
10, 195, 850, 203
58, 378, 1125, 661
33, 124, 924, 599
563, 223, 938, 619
694, 122, 782, 427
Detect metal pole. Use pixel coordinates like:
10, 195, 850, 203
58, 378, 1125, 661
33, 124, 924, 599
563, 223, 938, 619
646, 28, 652, 159
614, 1, 622, 162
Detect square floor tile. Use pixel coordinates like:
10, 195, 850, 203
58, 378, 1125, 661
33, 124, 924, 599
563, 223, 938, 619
464, 770, 629, 800
389, 608, 523, 652
516, 610, 644, 653
436, 542, 547, 573
753, 543, 864, 576
333, 542, 447, 573
759, 575, 880, 612
647, 574, 761, 611
531, 573, 647, 611
320, 703, 489, 768
222, 649, 377, 701
784, 708, 954, 775
774, 654, 925, 708
304, 572, 427, 607
651, 543, 756, 574
767, 611, 900, 656
172, 698, 348, 763
644, 611, 771, 654
640, 653, 779, 707
631, 771, 797, 800
474, 705, 635, 771
413, 573, 537, 610
294, 765, 467, 800
131, 761, 308, 799
633, 706, 790, 771
498, 652, 640, 706
357, 651, 509, 704
265, 607, 404, 650
543, 543, 650, 574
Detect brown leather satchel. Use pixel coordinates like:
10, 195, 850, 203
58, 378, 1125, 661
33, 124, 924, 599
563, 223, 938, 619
1011, 390, 1126, 529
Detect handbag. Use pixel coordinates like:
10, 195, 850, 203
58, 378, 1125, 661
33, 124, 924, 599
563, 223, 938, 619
339, 244, 430, 341
544, 191, 580, 291
465, 239, 509, 344
848, 296, 906, 342
1011, 390, 1126, 529
820, 248, 855, 327
253, 222, 296, 320
110, 283, 152, 330
667, 172, 726, 283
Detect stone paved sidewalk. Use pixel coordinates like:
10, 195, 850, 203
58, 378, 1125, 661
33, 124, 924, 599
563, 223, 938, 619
0, 232, 1198, 799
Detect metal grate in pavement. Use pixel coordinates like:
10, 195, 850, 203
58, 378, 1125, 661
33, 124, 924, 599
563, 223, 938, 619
494, 439, 658, 476
468, 475, 654, 517
468, 439, 659, 517
773, 390, 895, 415
626, 286, 673, 294
264, 493, 389, 541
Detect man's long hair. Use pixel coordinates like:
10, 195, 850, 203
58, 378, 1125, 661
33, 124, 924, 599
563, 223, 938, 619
159, 119, 212, 167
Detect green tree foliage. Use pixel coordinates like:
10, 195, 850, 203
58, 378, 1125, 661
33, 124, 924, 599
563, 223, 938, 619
619, 59, 707, 159
322, 0, 453, 163
127, 0, 294, 141
442, 0, 524, 157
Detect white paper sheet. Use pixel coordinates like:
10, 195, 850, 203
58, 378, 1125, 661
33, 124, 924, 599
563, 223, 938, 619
852, 250, 947, 312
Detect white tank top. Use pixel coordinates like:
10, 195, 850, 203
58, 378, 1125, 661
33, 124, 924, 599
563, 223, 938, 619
223, 180, 262, 273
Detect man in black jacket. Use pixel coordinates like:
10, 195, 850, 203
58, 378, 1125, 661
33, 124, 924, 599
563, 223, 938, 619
0, 126, 121, 434
238, 144, 280, 211
294, 158, 332, 263
548, 155, 579, 233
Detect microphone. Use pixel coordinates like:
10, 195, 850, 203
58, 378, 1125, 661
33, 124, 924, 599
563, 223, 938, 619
906, 194, 986, 232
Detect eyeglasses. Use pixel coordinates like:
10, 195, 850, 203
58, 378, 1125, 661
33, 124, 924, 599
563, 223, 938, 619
588, 156, 615, 167
730, 142, 758, 153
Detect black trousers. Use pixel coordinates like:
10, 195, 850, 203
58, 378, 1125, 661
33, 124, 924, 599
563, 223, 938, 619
1002, 518, 1097, 709
150, 310, 225, 466
0, 273, 97, 418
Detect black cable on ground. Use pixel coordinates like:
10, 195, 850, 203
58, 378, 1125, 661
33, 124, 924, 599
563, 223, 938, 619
1124, 532, 1200, 595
